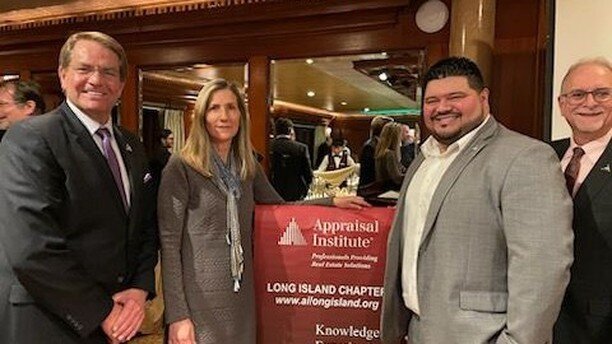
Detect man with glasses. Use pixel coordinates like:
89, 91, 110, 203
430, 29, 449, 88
553, 58, 612, 344
0, 32, 157, 343
0, 80, 45, 141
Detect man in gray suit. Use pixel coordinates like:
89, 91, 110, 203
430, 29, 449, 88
381, 57, 574, 344
552, 58, 612, 343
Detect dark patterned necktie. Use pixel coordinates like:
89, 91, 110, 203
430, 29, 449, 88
564, 147, 585, 196
96, 128, 128, 209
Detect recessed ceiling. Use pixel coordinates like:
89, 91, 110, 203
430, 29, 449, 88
142, 50, 424, 115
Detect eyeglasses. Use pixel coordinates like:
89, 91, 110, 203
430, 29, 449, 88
70, 65, 120, 79
560, 88, 612, 105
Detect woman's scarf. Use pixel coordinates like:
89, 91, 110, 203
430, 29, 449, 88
212, 150, 244, 292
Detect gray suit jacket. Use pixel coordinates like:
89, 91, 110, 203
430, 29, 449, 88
381, 117, 574, 344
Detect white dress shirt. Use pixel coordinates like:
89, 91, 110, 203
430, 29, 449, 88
401, 115, 490, 315
67, 99, 131, 206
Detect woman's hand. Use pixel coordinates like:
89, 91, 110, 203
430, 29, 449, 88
168, 318, 196, 344
332, 196, 371, 209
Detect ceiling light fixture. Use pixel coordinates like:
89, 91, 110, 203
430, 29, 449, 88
364, 107, 370, 112
306, 59, 314, 64
307, 91, 315, 97
341, 101, 347, 106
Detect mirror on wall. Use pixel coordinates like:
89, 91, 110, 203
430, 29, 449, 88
140, 62, 248, 158
270, 50, 425, 166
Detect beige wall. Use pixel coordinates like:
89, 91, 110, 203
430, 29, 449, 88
552, 0, 612, 140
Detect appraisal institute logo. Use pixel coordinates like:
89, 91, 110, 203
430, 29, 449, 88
278, 218, 308, 246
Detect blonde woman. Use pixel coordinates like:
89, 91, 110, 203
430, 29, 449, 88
375, 122, 406, 191
158, 79, 368, 344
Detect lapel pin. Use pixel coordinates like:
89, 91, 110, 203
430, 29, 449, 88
601, 164, 611, 173
126, 143, 133, 152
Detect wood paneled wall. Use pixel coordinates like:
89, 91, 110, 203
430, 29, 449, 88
0, 0, 550, 164
491, 0, 548, 138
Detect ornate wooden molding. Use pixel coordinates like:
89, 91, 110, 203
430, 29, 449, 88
0, 0, 280, 32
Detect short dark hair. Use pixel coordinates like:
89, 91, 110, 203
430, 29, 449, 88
160, 128, 173, 139
0, 80, 46, 115
331, 137, 345, 148
422, 57, 485, 93
274, 117, 293, 136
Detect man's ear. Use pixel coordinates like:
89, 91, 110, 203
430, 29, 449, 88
480, 87, 491, 114
24, 100, 37, 116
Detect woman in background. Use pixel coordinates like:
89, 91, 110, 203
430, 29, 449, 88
375, 122, 406, 191
158, 79, 367, 344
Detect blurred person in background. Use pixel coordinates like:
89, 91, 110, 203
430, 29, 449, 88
375, 122, 406, 191
270, 117, 313, 201
317, 137, 355, 172
358, 115, 394, 187
0, 79, 45, 141
400, 123, 416, 168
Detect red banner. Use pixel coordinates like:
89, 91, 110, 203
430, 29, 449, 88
254, 205, 395, 344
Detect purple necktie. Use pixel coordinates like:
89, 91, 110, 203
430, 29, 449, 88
96, 128, 128, 209
564, 146, 585, 196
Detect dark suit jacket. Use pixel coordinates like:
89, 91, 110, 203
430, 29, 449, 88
400, 142, 415, 168
270, 136, 313, 201
315, 141, 331, 168
149, 146, 171, 197
358, 136, 378, 188
553, 137, 612, 344
0, 102, 158, 343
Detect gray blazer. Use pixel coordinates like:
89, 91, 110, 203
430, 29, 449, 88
381, 117, 574, 344
158, 155, 330, 343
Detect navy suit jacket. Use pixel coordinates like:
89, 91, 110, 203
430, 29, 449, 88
553, 137, 612, 343
0, 102, 157, 343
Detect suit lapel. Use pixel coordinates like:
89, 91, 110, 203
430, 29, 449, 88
574, 139, 612, 203
113, 127, 135, 216
62, 103, 128, 217
551, 138, 570, 159
419, 118, 499, 246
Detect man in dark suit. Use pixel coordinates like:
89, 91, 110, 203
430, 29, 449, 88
0, 79, 46, 141
400, 123, 416, 168
270, 117, 313, 201
314, 127, 332, 168
553, 58, 612, 344
149, 128, 173, 193
358, 115, 393, 188
0, 31, 157, 343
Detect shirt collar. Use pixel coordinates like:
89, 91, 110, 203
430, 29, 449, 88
276, 134, 292, 139
421, 114, 491, 158
569, 127, 612, 154
66, 99, 113, 137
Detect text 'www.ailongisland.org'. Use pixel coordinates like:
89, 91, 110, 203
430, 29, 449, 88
274, 295, 380, 311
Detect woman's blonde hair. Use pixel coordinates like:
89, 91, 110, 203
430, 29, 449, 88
375, 122, 402, 159
181, 79, 257, 180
